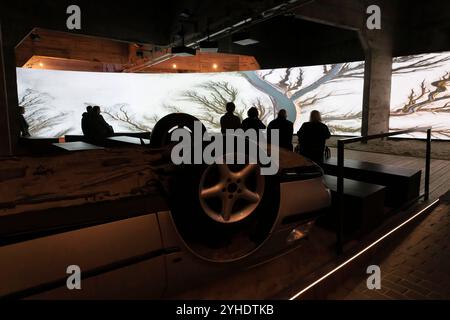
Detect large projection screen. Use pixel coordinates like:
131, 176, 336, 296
16, 63, 364, 137
390, 51, 450, 139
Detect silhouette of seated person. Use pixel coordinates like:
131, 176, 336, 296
87, 106, 114, 142
297, 110, 331, 165
81, 106, 92, 137
267, 109, 294, 151
18, 106, 30, 137
220, 102, 241, 134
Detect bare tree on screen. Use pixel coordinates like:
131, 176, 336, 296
244, 63, 365, 134
180, 80, 243, 128
103, 103, 155, 132
391, 72, 450, 116
182, 80, 282, 128
248, 54, 450, 135
273, 67, 304, 98
18, 88, 71, 137
389, 72, 450, 138
392, 54, 450, 74
98, 78, 275, 132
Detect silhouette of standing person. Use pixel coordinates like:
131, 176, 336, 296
297, 110, 331, 165
267, 109, 294, 151
242, 107, 266, 131
18, 106, 30, 137
220, 102, 241, 133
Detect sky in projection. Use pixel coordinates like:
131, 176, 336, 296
16, 62, 364, 137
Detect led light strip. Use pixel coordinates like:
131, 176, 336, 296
289, 199, 440, 300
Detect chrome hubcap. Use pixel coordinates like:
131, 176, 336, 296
199, 163, 265, 223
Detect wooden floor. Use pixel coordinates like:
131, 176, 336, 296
330, 148, 450, 200
331, 191, 450, 300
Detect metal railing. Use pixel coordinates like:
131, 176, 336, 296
335, 128, 432, 254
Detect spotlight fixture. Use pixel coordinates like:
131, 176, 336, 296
38, 62, 44, 67
172, 63, 177, 69
232, 31, 259, 46
212, 63, 218, 69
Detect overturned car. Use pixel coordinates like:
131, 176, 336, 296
0, 113, 331, 299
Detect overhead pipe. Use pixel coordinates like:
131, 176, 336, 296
184, 0, 316, 48
124, 0, 315, 71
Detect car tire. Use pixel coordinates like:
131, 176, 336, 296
169, 158, 280, 263
150, 113, 206, 148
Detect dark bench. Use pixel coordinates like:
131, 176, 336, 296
52, 142, 104, 152
105, 136, 150, 146
318, 175, 387, 236
115, 132, 151, 139
65, 132, 151, 143
322, 158, 421, 208
64, 135, 89, 143
19, 137, 60, 153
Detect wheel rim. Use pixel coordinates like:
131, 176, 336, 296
199, 163, 265, 223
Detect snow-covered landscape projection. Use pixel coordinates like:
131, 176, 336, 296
15, 50, 450, 140
16, 62, 365, 138
390, 51, 450, 139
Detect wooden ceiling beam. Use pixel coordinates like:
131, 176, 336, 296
15, 28, 131, 67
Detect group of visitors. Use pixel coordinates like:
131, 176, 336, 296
18, 100, 330, 164
220, 102, 330, 164
220, 102, 294, 149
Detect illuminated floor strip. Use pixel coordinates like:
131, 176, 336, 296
289, 199, 440, 300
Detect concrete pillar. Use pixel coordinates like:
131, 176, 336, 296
360, 1, 395, 136
294, 0, 396, 136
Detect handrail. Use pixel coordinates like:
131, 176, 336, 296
335, 127, 432, 255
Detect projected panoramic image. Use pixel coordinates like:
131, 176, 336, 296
16, 63, 364, 137
390, 51, 450, 139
